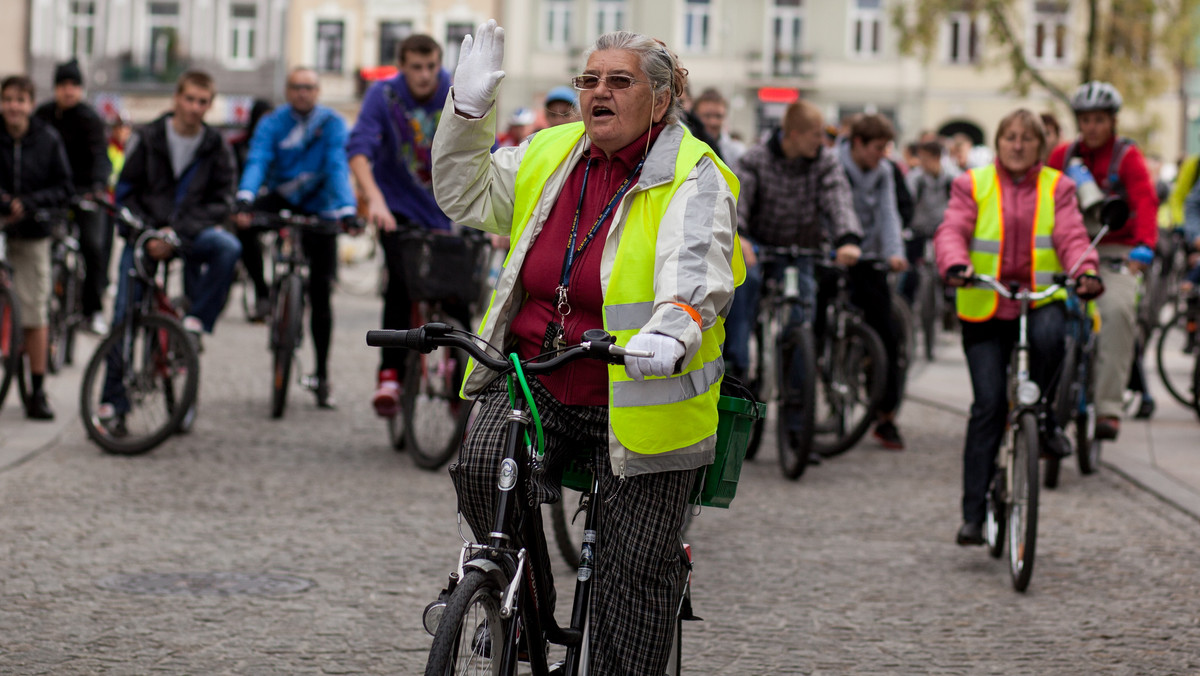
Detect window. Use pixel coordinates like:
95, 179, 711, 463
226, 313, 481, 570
945, 12, 979, 64
148, 1, 181, 74
544, 0, 573, 50
595, 0, 626, 35
1029, 1, 1069, 66
850, 0, 883, 58
229, 3, 257, 66
445, 23, 473, 72
67, 1, 96, 59
682, 0, 712, 52
772, 0, 805, 76
379, 21, 412, 65
316, 20, 345, 73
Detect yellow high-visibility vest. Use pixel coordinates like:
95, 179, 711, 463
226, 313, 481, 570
468, 121, 742, 456
957, 164, 1066, 322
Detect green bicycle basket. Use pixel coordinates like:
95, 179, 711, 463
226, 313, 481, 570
558, 394, 766, 509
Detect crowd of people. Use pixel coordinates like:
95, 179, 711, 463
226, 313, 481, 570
5, 19, 1200, 674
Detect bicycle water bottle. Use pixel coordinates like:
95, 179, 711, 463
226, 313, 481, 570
783, 265, 800, 300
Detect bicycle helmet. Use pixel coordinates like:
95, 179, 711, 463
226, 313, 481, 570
508, 107, 536, 126
1070, 81, 1123, 113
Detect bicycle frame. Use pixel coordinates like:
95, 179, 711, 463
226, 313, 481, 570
367, 325, 653, 675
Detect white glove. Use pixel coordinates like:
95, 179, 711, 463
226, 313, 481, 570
453, 20, 506, 118
624, 333, 686, 380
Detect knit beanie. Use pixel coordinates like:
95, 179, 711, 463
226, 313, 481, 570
54, 59, 84, 86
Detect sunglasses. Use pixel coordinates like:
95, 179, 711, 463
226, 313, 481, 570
571, 74, 649, 91
287, 83, 317, 91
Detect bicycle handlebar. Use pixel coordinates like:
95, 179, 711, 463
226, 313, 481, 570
966, 273, 1067, 302
365, 323, 652, 374
243, 210, 346, 234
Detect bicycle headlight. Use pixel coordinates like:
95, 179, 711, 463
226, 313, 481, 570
1016, 381, 1041, 406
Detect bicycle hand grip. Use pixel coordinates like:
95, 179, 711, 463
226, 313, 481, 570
366, 329, 426, 350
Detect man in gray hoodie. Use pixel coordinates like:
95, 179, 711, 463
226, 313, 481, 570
835, 113, 909, 450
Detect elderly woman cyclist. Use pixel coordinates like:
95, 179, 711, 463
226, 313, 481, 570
935, 109, 1103, 547
431, 21, 743, 675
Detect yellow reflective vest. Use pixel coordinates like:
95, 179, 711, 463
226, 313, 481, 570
466, 121, 743, 462
957, 164, 1066, 322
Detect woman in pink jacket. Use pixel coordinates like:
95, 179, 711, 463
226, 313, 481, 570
935, 109, 1104, 546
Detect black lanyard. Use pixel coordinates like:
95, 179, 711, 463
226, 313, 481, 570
554, 156, 645, 320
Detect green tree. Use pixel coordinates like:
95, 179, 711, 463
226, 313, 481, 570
891, 0, 1199, 113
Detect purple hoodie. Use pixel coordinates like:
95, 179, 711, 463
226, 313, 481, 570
345, 69, 453, 230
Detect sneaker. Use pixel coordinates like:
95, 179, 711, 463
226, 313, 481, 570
373, 368, 401, 418
252, 298, 271, 323
956, 521, 985, 546
310, 375, 336, 410
873, 421, 905, 450
25, 391, 55, 421
88, 313, 110, 335
1095, 416, 1120, 441
1134, 396, 1156, 420
1041, 428, 1073, 459
182, 316, 205, 353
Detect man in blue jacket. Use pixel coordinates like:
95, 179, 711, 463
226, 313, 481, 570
346, 34, 459, 417
234, 66, 356, 408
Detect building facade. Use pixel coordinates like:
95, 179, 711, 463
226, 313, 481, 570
26, 0, 288, 123
495, 0, 1184, 163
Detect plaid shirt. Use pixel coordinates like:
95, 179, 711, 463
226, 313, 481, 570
734, 131, 862, 249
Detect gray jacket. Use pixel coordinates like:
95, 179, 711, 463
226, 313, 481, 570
837, 140, 904, 260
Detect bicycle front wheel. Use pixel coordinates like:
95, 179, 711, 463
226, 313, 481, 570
425, 568, 510, 676
47, 256, 75, 374
0, 285, 22, 411
403, 332, 472, 470
814, 322, 887, 458
776, 324, 816, 480
270, 275, 304, 419
917, 268, 939, 360
80, 314, 200, 455
1008, 411, 1040, 592
742, 308, 772, 460
1155, 310, 1197, 408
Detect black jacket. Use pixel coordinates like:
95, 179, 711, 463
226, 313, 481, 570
34, 101, 111, 192
0, 118, 74, 239
116, 114, 235, 243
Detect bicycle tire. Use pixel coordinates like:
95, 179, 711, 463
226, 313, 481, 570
814, 321, 887, 458
1009, 411, 1039, 592
1076, 353, 1101, 476
550, 488, 584, 568
1155, 310, 1196, 408
47, 257, 74, 374
402, 324, 472, 470
270, 275, 303, 419
890, 293, 913, 408
387, 410, 406, 451
0, 286, 22, 411
776, 324, 816, 480
1051, 337, 1078, 430
1192, 348, 1200, 422
986, 473, 1006, 559
425, 568, 510, 676
80, 313, 200, 455
918, 266, 938, 361
742, 309, 771, 461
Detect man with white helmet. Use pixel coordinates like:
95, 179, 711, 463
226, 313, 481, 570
496, 106, 535, 147
1047, 81, 1159, 442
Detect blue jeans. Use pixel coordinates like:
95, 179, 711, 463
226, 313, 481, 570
103, 228, 241, 414
111, 227, 242, 334
725, 258, 816, 382
960, 303, 1066, 524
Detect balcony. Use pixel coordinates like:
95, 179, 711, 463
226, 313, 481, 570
746, 50, 817, 81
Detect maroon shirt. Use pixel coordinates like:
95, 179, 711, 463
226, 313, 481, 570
510, 124, 665, 405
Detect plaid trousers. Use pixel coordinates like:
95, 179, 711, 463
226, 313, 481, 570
449, 377, 695, 675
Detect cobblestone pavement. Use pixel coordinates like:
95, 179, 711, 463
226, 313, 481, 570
2, 283, 1200, 675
